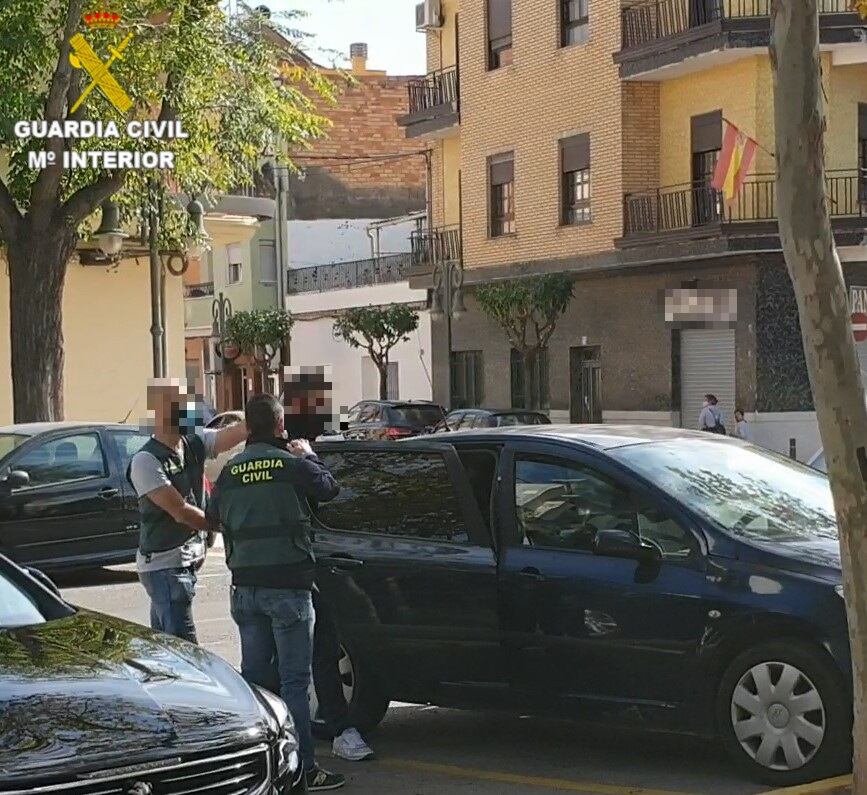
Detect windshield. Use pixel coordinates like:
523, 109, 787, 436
390, 406, 445, 428
0, 571, 47, 629
0, 433, 28, 462
612, 440, 838, 544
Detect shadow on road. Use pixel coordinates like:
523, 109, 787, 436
51, 567, 139, 588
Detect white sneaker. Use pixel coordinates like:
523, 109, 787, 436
331, 727, 374, 761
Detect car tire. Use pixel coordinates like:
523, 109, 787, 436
716, 639, 851, 787
344, 640, 391, 733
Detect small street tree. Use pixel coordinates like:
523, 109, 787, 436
476, 274, 574, 410
0, 0, 332, 421
771, 1, 867, 786
333, 305, 419, 399
226, 308, 294, 393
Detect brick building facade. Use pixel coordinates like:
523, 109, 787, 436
401, 0, 867, 461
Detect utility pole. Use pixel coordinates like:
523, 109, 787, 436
274, 164, 291, 367
147, 193, 165, 379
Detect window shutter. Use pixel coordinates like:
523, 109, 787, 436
490, 153, 514, 186
691, 110, 722, 153
859, 103, 867, 140
561, 133, 590, 172
488, 0, 512, 40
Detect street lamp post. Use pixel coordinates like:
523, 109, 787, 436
429, 253, 465, 408
211, 292, 235, 411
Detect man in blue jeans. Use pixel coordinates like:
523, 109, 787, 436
129, 380, 246, 641
207, 394, 345, 792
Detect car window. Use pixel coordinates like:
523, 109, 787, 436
475, 414, 496, 428
513, 456, 695, 559
446, 412, 464, 430
315, 450, 470, 543
390, 405, 445, 428
347, 404, 364, 423
12, 433, 107, 489
0, 433, 28, 462
358, 404, 379, 422
110, 430, 150, 469
0, 571, 46, 628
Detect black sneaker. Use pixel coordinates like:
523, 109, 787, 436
305, 766, 346, 791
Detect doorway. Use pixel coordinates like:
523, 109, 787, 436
570, 346, 602, 424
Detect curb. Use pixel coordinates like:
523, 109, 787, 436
761, 775, 852, 795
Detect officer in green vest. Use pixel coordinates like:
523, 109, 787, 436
207, 393, 345, 792
128, 380, 246, 642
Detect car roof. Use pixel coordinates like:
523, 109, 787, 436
449, 408, 545, 415
425, 423, 729, 450
0, 421, 136, 436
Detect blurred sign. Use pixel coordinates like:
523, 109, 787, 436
664, 288, 737, 324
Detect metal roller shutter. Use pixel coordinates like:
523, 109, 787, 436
681, 328, 736, 431
857, 341, 867, 384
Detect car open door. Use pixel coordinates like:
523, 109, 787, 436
311, 440, 505, 702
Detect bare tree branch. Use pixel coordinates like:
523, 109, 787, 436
0, 178, 23, 241
30, 0, 85, 216
60, 172, 126, 228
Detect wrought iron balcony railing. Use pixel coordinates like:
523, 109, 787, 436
622, 169, 866, 238
410, 225, 462, 266
184, 281, 215, 299
407, 66, 460, 117
621, 0, 853, 50
286, 252, 416, 295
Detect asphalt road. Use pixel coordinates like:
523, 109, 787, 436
57, 548, 769, 795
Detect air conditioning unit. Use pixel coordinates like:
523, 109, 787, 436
416, 0, 443, 31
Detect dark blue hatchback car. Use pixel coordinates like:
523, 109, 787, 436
312, 426, 851, 787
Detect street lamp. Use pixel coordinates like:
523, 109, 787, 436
95, 199, 128, 258
211, 292, 237, 411
430, 258, 465, 321
184, 198, 211, 261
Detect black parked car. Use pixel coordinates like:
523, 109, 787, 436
0, 422, 211, 570
343, 400, 446, 440
312, 426, 852, 786
0, 554, 304, 794
438, 408, 551, 431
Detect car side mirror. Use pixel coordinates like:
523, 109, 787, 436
2, 470, 30, 489
25, 567, 61, 597
593, 529, 661, 564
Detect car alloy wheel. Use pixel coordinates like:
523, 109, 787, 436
730, 661, 826, 772
309, 643, 356, 724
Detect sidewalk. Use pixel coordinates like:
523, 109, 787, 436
762, 777, 852, 795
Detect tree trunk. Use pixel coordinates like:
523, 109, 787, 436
7, 227, 75, 422
772, 1, 867, 788
377, 356, 389, 400
522, 349, 538, 410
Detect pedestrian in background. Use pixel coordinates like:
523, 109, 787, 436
207, 394, 346, 792
128, 380, 246, 642
734, 408, 753, 441
698, 394, 727, 435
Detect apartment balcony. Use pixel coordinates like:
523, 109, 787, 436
286, 252, 417, 295
211, 183, 276, 219
616, 0, 863, 80
619, 169, 867, 248
398, 66, 460, 140
410, 225, 462, 267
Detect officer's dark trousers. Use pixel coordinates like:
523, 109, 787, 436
312, 591, 352, 738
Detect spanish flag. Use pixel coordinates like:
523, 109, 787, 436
712, 121, 758, 203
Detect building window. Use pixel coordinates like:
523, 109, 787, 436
690, 110, 722, 226
489, 152, 516, 237
511, 348, 550, 410
451, 351, 484, 408
487, 0, 512, 70
561, 0, 589, 46
561, 133, 591, 225
259, 241, 277, 285
226, 243, 243, 284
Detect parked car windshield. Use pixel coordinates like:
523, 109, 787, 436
497, 413, 549, 426
0, 433, 28, 462
0, 570, 47, 629
389, 405, 445, 428
612, 440, 838, 544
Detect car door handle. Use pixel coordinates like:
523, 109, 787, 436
518, 567, 545, 582
98, 487, 120, 500
320, 555, 364, 570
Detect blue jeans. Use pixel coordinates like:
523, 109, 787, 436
139, 567, 198, 643
231, 586, 315, 771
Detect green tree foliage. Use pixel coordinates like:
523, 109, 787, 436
333, 305, 419, 399
0, 0, 333, 421
475, 274, 574, 409
226, 308, 293, 359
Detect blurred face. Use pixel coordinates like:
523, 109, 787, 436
735, 411, 744, 422
147, 384, 181, 430
286, 388, 328, 416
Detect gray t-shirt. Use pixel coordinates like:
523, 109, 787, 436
130, 428, 218, 573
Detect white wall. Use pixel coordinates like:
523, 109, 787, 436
286, 281, 432, 414
287, 218, 418, 267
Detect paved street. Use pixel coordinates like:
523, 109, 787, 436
58, 548, 769, 795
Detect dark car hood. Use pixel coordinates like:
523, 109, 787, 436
0, 611, 270, 784
738, 536, 842, 581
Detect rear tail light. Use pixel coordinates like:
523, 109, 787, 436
384, 427, 414, 439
